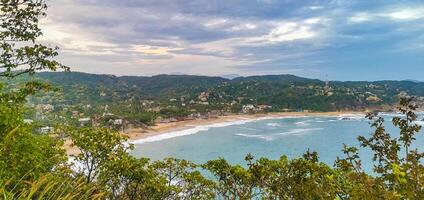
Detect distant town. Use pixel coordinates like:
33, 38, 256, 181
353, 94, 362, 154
9, 72, 424, 134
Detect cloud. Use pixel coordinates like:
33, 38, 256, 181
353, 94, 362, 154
39, 0, 424, 80
260, 18, 327, 43
348, 6, 424, 23
387, 7, 424, 20
348, 12, 372, 23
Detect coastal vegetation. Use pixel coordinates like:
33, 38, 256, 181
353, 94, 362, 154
10, 71, 424, 131
2, 1, 424, 199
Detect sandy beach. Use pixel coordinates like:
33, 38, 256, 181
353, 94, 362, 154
64, 111, 363, 155
123, 111, 363, 142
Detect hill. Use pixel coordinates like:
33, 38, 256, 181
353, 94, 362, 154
14, 72, 424, 110
7, 72, 424, 127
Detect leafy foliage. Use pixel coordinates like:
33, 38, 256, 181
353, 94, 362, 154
0, 0, 68, 77
69, 127, 132, 184
3, 1, 424, 199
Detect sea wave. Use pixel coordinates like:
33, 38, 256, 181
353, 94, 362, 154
295, 121, 310, 126
238, 126, 260, 131
132, 116, 306, 144
378, 112, 404, 117
267, 122, 282, 127
275, 128, 324, 136
235, 133, 273, 141
338, 114, 365, 121
132, 126, 211, 144
315, 118, 338, 123
236, 128, 324, 141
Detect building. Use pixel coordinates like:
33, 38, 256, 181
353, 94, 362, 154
242, 104, 256, 113
35, 104, 54, 112
257, 105, 272, 111
78, 117, 91, 126
114, 119, 124, 125
23, 119, 34, 124
198, 92, 210, 102
39, 126, 54, 134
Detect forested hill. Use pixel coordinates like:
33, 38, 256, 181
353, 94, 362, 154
30, 72, 227, 98
9, 72, 424, 113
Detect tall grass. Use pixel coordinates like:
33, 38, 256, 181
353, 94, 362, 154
0, 175, 104, 200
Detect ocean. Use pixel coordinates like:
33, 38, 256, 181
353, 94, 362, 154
131, 113, 424, 172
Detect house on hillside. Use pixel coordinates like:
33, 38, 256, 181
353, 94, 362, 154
242, 104, 256, 113
35, 104, 54, 112
257, 105, 272, 111
114, 119, 124, 125
39, 126, 54, 134
198, 92, 210, 102
78, 117, 91, 126
23, 119, 34, 124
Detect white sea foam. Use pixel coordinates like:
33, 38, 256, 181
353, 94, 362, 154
338, 114, 365, 121
132, 127, 210, 144
238, 126, 260, 131
275, 128, 324, 136
132, 116, 302, 144
295, 121, 310, 126
378, 112, 404, 117
236, 128, 324, 141
267, 122, 281, 127
313, 117, 335, 123
235, 133, 273, 141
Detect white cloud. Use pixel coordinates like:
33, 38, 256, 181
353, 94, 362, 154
349, 6, 424, 23
248, 18, 328, 44
386, 7, 424, 20
229, 23, 257, 31
348, 12, 372, 23
306, 6, 324, 11
267, 23, 316, 42
41, 19, 119, 56
204, 18, 229, 27
39, 0, 338, 76
131, 45, 182, 55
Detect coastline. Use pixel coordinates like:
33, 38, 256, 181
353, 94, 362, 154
124, 111, 363, 143
64, 111, 363, 155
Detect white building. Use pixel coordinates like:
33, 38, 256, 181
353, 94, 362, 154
78, 118, 91, 126
39, 126, 54, 134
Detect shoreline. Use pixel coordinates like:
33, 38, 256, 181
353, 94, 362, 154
64, 111, 363, 155
123, 111, 363, 143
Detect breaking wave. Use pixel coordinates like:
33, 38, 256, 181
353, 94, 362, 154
132, 116, 305, 144
236, 128, 324, 141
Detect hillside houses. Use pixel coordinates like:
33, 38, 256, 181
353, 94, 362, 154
35, 104, 54, 112
78, 117, 91, 126
242, 104, 272, 113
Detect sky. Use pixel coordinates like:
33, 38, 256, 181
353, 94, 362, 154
41, 0, 424, 81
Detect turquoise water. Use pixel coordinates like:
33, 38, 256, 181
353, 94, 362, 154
132, 114, 424, 171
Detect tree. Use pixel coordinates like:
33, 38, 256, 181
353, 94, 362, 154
69, 127, 132, 184
0, 0, 75, 195
153, 158, 215, 199
203, 157, 259, 199
0, 78, 65, 186
336, 96, 424, 199
1, 0, 68, 78
99, 155, 167, 200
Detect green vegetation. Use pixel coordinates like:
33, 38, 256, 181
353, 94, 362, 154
2, 1, 424, 199
10, 71, 424, 129
19, 71, 424, 111
3, 98, 424, 199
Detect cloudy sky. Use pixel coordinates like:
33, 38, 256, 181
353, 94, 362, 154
41, 0, 424, 80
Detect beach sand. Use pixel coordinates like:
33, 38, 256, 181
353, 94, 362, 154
64, 111, 363, 155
